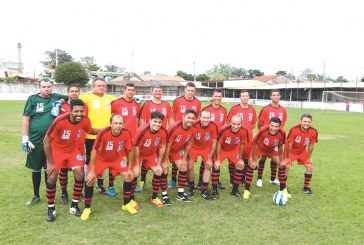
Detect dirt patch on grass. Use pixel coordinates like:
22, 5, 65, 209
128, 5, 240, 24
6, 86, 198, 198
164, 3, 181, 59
319, 134, 346, 140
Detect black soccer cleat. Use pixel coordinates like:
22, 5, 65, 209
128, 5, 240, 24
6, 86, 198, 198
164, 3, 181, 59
231, 190, 242, 197
201, 190, 212, 200
95, 184, 107, 195
211, 190, 220, 200
302, 187, 314, 195
59, 193, 68, 205
196, 181, 203, 190
187, 187, 196, 197
69, 205, 82, 216
162, 196, 172, 206
46, 209, 56, 222
176, 194, 191, 203
217, 181, 226, 190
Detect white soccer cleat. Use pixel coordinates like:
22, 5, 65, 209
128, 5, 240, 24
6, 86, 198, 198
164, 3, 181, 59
256, 179, 263, 187
269, 179, 280, 185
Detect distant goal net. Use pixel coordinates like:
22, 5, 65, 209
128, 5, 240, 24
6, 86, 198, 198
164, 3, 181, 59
323, 91, 364, 102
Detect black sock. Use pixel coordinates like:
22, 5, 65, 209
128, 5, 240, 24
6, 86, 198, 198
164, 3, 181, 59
97, 178, 104, 187
32, 171, 41, 197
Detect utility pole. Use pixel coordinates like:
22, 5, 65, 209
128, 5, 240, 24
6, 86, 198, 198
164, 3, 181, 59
193, 61, 196, 81
17, 43, 23, 73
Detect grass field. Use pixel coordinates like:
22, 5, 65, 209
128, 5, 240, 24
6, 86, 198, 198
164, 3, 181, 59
0, 100, 363, 244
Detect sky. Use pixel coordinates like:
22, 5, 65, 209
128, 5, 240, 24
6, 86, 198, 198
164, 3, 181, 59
1, 0, 364, 81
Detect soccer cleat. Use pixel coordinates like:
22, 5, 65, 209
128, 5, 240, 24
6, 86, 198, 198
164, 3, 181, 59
229, 182, 233, 188
201, 190, 211, 200
187, 187, 196, 197
162, 196, 171, 206
150, 197, 164, 207
135, 181, 145, 193
217, 181, 226, 190
69, 205, 82, 216
196, 181, 203, 190
122, 202, 138, 214
107, 186, 116, 197
81, 208, 91, 220
283, 188, 292, 198
231, 190, 242, 197
26, 196, 40, 206
256, 179, 263, 187
243, 190, 251, 200
302, 187, 314, 195
130, 199, 140, 210
176, 194, 191, 203
168, 179, 176, 189
59, 194, 68, 205
270, 179, 280, 185
211, 190, 220, 200
95, 184, 107, 195
46, 209, 56, 222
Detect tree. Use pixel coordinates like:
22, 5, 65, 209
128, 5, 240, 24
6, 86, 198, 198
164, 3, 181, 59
275, 70, 287, 76
104, 64, 124, 72
207, 63, 232, 80
40, 49, 73, 69
361, 76, 364, 82
80, 56, 100, 71
334, 76, 348, 83
299, 68, 313, 80
231, 67, 247, 78
54, 62, 89, 86
176, 70, 194, 81
196, 74, 210, 81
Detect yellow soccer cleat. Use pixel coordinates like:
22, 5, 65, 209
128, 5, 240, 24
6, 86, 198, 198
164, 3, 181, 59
243, 190, 251, 200
150, 197, 164, 207
130, 199, 140, 210
283, 188, 292, 198
81, 208, 91, 221
122, 202, 138, 214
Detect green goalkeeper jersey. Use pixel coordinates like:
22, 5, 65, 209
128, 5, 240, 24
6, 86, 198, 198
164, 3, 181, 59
23, 93, 68, 144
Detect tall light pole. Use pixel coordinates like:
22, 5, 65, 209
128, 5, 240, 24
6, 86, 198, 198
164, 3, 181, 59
193, 61, 196, 81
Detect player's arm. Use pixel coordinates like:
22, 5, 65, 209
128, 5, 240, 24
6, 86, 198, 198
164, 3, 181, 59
206, 139, 217, 169
167, 117, 173, 130
278, 144, 284, 164
182, 141, 193, 164
129, 147, 139, 177
163, 142, 172, 165
139, 118, 146, 127
284, 141, 293, 163
214, 141, 222, 169
22, 116, 30, 136
250, 142, 259, 169
43, 135, 56, 176
306, 144, 315, 164
86, 149, 98, 185
237, 141, 245, 167
134, 146, 141, 168
158, 144, 167, 165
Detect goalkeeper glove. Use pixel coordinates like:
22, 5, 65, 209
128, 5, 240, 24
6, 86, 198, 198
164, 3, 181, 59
51, 100, 62, 116
133, 96, 141, 104
21, 136, 35, 154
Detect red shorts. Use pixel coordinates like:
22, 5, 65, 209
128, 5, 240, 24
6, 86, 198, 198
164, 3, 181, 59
95, 158, 128, 178
52, 150, 84, 171
190, 147, 210, 163
251, 147, 279, 158
285, 151, 312, 165
214, 149, 240, 164
169, 149, 185, 163
140, 154, 159, 170
243, 141, 253, 160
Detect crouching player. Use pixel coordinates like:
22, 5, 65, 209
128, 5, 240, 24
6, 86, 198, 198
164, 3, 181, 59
243, 117, 289, 200
284, 114, 318, 195
84, 114, 135, 219
43, 99, 98, 222
133, 111, 168, 207
188, 110, 218, 200
214, 115, 249, 199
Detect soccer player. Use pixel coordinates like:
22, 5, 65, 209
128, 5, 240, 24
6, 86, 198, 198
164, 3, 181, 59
58, 84, 88, 205
227, 90, 257, 187
111, 83, 141, 197
133, 111, 168, 206
43, 99, 98, 222
170, 82, 201, 188
164, 109, 197, 202
188, 110, 218, 200
80, 78, 116, 196
21, 79, 67, 206
137, 86, 172, 192
82, 114, 135, 219
256, 89, 287, 187
196, 88, 227, 190
243, 117, 289, 200
213, 115, 249, 199
284, 114, 318, 194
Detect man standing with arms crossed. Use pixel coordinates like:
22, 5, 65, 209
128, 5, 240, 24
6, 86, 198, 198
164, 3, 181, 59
80, 78, 116, 196
22, 79, 67, 206
256, 89, 287, 188
170, 82, 201, 188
